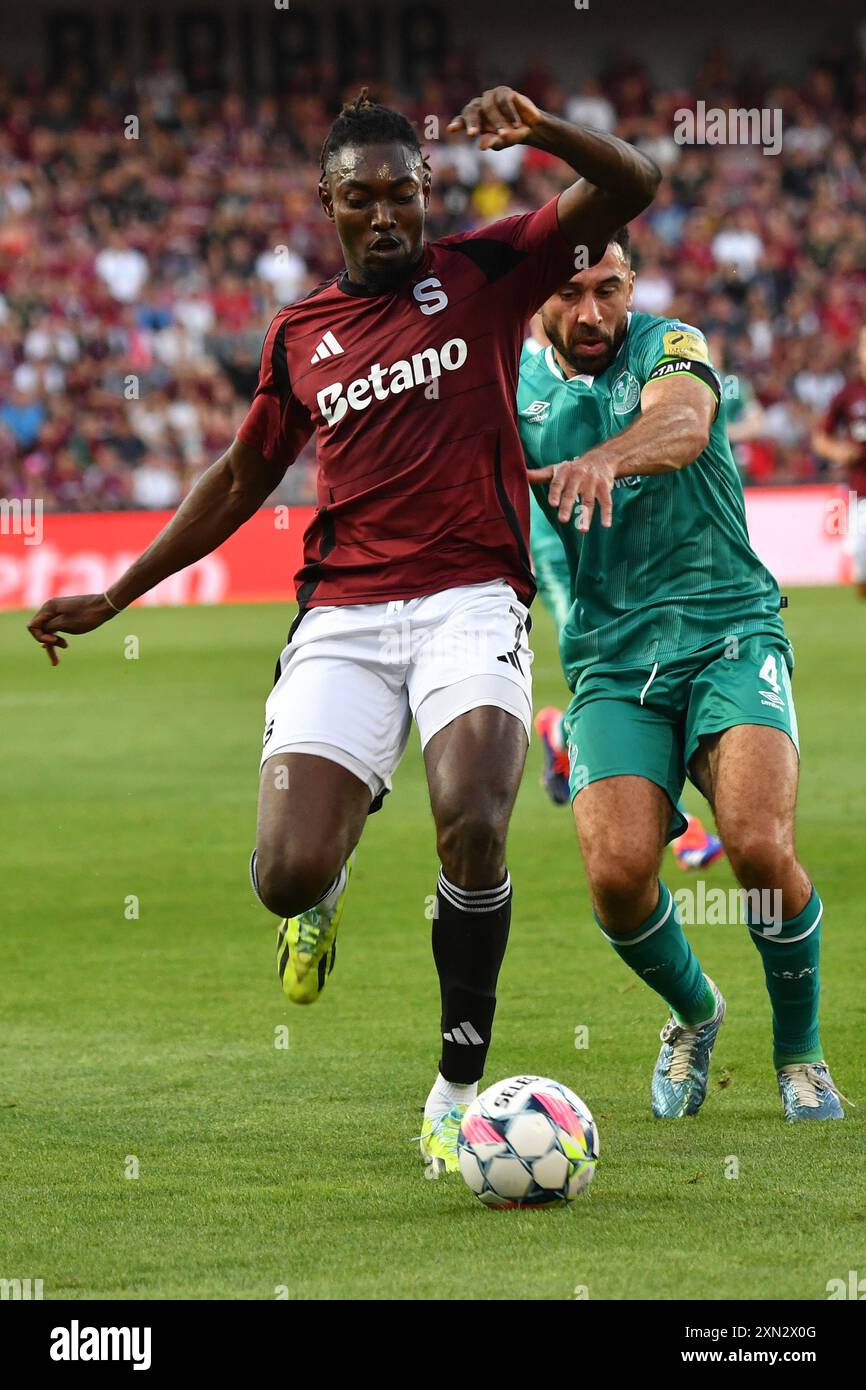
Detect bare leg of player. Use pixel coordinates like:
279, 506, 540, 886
253, 752, 371, 1001
418, 706, 527, 1172
573, 774, 723, 1118
573, 772, 717, 1023
255, 752, 370, 914
572, 775, 668, 933
689, 725, 808, 915
690, 725, 842, 1118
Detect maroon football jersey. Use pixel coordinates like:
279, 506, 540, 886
237, 196, 576, 608
822, 379, 866, 496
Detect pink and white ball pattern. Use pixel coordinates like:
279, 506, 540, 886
458, 1075, 599, 1209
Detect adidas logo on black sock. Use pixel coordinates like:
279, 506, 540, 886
443, 1020, 484, 1045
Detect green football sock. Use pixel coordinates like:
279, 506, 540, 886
595, 881, 716, 1026
748, 885, 823, 1069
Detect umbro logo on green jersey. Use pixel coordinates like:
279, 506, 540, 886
521, 399, 552, 422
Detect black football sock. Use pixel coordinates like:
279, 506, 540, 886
433, 868, 512, 1084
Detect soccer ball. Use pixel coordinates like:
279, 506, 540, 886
458, 1074, 598, 1209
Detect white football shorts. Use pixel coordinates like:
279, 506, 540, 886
260, 579, 533, 802
848, 496, 866, 582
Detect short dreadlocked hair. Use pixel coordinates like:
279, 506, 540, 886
319, 88, 429, 181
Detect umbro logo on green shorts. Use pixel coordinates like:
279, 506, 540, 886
760, 688, 785, 711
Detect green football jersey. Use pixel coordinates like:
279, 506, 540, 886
724, 372, 756, 426
530, 488, 573, 630
524, 338, 595, 631
517, 314, 785, 690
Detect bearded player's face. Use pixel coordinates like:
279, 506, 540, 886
541, 245, 635, 376
321, 141, 429, 290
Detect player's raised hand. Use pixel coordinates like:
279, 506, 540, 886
527, 457, 616, 531
447, 88, 542, 150
829, 440, 862, 471
27, 593, 118, 666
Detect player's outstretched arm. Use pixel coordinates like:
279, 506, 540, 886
27, 438, 287, 665
528, 375, 715, 531
448, 88, 660, 260
812, 428, 860, 472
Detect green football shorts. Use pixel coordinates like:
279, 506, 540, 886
563, 632, 799, 842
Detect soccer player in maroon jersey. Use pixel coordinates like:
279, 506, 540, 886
814, 325, 866, 599
28, 88, 659, 1174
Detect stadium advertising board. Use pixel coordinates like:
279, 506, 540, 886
0, 489, 848, 610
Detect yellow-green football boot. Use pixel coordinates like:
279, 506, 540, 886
276, 856, 354, 1005
419, 1104, 467, 1177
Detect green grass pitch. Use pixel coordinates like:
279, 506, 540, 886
1, 587, 864, 1301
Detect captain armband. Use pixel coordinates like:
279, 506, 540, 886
645, 357, 721, 414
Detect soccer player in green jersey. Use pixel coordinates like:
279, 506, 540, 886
527, 334, 726, 868
518, 228, 844, 1122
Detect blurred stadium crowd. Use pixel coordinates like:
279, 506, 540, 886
0, 45, 864, 510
